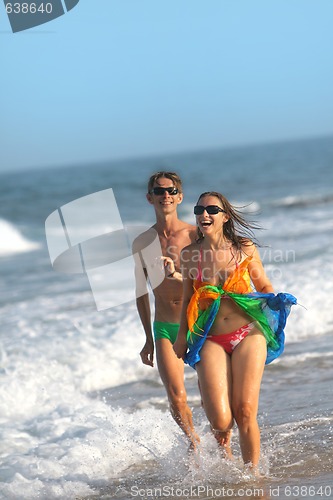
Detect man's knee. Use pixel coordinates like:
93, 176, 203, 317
168, 386, 187, 408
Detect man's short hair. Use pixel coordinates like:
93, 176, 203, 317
147, 171, 183, 194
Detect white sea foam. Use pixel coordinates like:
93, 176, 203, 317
0, 402, 184, 499
0, 306, 184, 499
272, 192, 333, 208
0, 271, 330, 498
275, 350, 333, 367
0, 219, 40, 256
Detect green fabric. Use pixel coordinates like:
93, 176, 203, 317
226, 292, 279, 350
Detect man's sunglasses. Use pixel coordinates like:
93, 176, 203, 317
150, 187, 179, 196
194, 205, 226, 215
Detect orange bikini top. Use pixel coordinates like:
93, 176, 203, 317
193, 245, 253, 294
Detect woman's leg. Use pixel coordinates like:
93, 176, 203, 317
196, 340, 234, 455
231, 329, 266, 468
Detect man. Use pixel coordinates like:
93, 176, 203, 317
133, 171, 199, 449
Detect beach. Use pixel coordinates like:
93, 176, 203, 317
0, 135, 332, 499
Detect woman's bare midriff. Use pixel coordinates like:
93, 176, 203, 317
209, 297, 253, 336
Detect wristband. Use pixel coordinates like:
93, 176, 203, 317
168, 271, 176, 278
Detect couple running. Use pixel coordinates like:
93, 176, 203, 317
133, 171, 295, 469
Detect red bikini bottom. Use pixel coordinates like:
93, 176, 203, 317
206, 321, 256, 354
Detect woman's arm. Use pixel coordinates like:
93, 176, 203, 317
247, 244, 274, 293
173, 247, 194, 359
160, 256, 183, 281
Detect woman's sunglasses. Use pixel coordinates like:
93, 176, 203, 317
194, 205, 226, 215
150, 187, 179, 196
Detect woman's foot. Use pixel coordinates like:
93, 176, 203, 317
211, 427, 233, 459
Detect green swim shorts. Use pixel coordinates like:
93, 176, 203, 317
153, 321, 180, 344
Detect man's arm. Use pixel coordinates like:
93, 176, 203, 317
136, 292, 154, 367
133, 237, 154, 367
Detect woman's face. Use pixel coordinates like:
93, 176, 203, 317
195, 195, 228, 236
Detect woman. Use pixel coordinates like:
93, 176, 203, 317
173, 191, 296, 469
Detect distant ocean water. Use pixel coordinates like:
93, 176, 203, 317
0, 135, 332, 500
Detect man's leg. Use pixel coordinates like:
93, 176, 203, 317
155, 338, 199, 449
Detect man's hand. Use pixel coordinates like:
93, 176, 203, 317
140, 339, 154, 367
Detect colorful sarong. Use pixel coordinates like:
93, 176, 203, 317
185, 285, 297, 368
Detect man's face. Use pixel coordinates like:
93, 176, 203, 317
147, 177, 183, 213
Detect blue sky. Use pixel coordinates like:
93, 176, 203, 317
1, 0, 333, 172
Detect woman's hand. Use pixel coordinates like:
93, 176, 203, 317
161, 256, 182, 280
161, 256, 175, 276
173, 335, 188, 360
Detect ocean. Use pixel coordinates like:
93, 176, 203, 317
0, 135, 332, 500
